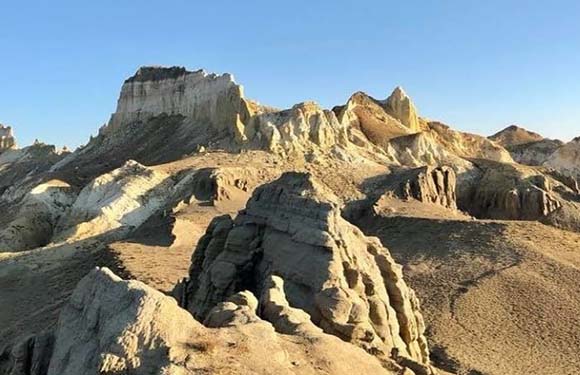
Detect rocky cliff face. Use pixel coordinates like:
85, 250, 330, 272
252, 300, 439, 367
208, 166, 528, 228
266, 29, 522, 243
461, 161, 565, 220
544, 137, 580, 178
0, 124, 16, 152
107, 66, 246, 135
180, 172, 433, 372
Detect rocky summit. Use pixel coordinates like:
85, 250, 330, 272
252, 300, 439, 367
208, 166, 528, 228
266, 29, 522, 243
0, 65, 579, 375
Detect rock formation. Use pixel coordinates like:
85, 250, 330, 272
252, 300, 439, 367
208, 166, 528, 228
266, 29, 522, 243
461, 161, 564, 220
381, 166, 457, 210
54, 160, 174, 243
0, 124, 16, 152
179, 172, 433, 372
489, 125, 563, 165
333, 92, 415, 146
0, 179, 75, 252
427, 122, 514, 163
507, 138, 564, 165
544, 137, 580, 178
4, 266, 396, 375
489, 125, 545, 147
382, 87, 421, 132
107, 66, 246, 135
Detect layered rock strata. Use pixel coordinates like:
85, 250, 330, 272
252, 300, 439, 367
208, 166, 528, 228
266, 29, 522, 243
179, 172, 433, 370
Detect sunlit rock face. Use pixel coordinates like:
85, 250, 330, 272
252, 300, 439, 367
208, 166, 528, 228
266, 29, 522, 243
106, 66, 246, 135
544, 137, 580, 178
0, 124, 16, 153
382, 86, 421, 132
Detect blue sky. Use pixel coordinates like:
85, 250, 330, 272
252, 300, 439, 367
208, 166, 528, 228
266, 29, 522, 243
1, 1, 579, 148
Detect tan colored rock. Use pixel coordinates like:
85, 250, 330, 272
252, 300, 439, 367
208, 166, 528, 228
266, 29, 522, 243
46, 267, 394, 375
428, 122, 514, 163
489, 125, 545, 147
0, 124, 16, 152
54, 160, 174, 243
544, 137, 580, 178
382, 87, 421, 132
334, 91, 414, 146
464, 161, 563, 220
182, 172, 433, 369
107, 66, 246, 136
377, 166, 457, 210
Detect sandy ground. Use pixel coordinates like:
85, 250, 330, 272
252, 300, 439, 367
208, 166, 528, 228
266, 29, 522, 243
358, 214, 580, 375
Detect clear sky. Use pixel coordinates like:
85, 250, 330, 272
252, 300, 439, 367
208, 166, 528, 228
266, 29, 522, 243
1, 1, 579, 148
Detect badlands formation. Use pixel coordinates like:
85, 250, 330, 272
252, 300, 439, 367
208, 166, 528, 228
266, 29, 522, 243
0, 66, 579, 375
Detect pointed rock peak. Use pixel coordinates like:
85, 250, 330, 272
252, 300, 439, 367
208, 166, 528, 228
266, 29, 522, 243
391, 85, 409, 98
383, 86, 420, 132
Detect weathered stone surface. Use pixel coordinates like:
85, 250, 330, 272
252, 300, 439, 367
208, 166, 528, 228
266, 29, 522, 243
0, 124, 16, 152
181, 172, 433, 369
107, 66, 246, 136
0, 331, 54, 375
45, 267, 393, 375
462, 162, 563, 220
379, 166, 457, 210
544, 137, 580, 178
428, 122, 514, 163
334, 91, 414, 146
54, 160, 174, 243
508, 139, 564, 165
382, 87, 421, 132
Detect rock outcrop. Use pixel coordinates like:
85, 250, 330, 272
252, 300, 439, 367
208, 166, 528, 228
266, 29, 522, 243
544, 137, 580, 178
54, 160, 173, 242
334, 92, 414, 146
0, 180, 75, 252
428, 122, 514, 163
461, 161, 564, 220
489, 125, 563, 166
245, 101, 350, 155
41, 267, 395, 375
107, 66, 246, 135
381, 166, 457, 210
0, 124, 16, 152
489, 125, 545, 147
180, 172, 433, 371
507, 139, 564, 165
382, 87, 421, 132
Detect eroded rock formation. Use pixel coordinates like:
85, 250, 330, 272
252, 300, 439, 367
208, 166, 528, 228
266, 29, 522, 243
544, 137, 580, 178
29, 267, 394, 375
0, 124, 16, 152
382, 86, 421, 132
383, 166, 457, 210
179, 172, 433, 371
461, 162, 564, 220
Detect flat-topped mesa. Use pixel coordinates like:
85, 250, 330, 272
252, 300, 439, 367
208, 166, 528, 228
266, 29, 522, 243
0, 124, 17, 152
106, 66, 247, 137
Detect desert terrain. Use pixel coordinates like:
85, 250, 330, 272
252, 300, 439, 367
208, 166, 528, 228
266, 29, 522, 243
0, 66, 579, 375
